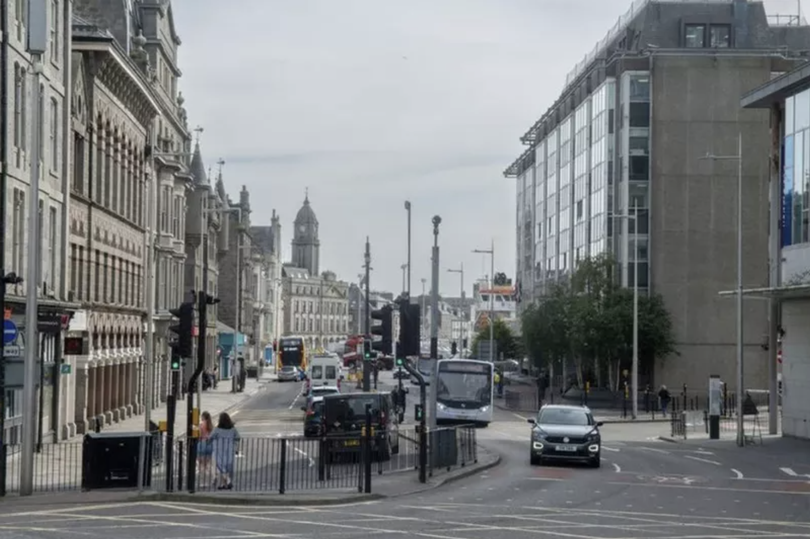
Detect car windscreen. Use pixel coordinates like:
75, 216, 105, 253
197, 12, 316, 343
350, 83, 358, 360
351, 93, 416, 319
538, 408, 592, 426
324, 396, 380, 426
281, 366, 296, 373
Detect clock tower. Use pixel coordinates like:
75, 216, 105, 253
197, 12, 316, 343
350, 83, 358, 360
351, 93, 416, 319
292, 190, 320, 276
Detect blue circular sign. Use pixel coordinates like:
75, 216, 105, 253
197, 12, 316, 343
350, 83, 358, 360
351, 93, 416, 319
3, 320, 18, 345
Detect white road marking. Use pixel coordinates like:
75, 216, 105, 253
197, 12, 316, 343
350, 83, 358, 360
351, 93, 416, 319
684, 455, 721, 466
612, 462, 621, 473
601, 445, 619, 452
293, 447, 315, 467
692, 449, 714, 455
288, 384, 306, 410
639, 446, 670, 454
731, 468, 744, 479
779, 467, 810, 478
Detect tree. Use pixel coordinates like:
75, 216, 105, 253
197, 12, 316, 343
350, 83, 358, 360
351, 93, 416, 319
519, 253, 678, 391
473, 318, 518, 359
493, 272, 511, 286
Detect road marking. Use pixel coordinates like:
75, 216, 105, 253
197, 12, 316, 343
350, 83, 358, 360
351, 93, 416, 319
511, 412, 529, 421
779, 467, 810, 478
293, 447, 314, 467
639, 446, 669, 454
288, 384, 306, 410
230, 410, 240, 417
693, 449, 714, 455
731, 468, 744, 479
601, 445, 619, 452
684, 455, 721, 466
612, 462, 621, 473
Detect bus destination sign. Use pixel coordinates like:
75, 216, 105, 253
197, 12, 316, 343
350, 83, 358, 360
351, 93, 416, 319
439, 362, 490, 374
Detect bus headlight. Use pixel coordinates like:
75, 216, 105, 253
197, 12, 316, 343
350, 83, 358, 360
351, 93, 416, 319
479, 406, 489, 412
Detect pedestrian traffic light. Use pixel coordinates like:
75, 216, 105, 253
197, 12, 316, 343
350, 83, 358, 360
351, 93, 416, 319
414, 403, 423, 422
170, 354, 181, 371
363, 339, 376, 360
399, 303, 421, 357
169, 297, 195, 358
451, 341, 458, 356
370, 305, 393, 355
396, 357, 403, 367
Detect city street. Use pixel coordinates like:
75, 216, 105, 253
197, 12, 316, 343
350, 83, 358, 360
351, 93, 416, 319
2, 373, 809, 537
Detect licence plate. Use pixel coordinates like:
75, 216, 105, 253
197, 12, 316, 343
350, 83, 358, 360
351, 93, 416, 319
555, 444, 577, 452
344, 440, 360, 447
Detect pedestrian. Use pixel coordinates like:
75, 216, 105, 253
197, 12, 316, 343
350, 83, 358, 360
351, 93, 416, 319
197, 411, 215, 486
209, 411, 241, 490
658, 385, 671, 416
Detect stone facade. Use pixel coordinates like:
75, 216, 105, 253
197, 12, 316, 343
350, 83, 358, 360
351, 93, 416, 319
2, 0, 78, 445
282, 267, 350, 350
251, 214, 283, 363
65, 9, 163, 435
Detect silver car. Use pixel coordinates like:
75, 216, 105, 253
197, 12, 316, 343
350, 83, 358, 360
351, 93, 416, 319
278, 365, 298, 382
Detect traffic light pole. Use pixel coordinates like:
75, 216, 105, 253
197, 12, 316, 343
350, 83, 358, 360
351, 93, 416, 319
187, 291, 208, 493
363, 238, 371, 392
165, 361, 180, 492
401, 358, 427, 484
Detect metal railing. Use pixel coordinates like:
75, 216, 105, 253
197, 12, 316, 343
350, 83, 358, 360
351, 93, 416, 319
2, 424, 478, 495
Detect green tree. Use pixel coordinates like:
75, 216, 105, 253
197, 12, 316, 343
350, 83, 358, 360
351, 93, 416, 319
473, 318, 518, 359
521, 282, 570, 372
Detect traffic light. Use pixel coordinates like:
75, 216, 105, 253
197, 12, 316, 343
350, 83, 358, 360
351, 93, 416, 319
370, 305, 393, 356
451, 341, 458, 356
396, 356, 404, 367
169, 297, 195, 358
414, 403, 423, 422
170, 354, 181, 371
363, 339, 376, 360
399, 303, 421, 357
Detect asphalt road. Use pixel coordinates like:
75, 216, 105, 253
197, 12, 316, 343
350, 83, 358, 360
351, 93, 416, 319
8, 373, 809, 537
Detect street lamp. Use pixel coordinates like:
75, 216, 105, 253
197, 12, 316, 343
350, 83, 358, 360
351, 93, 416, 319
613, 208, 639, 420
405, 201, 412, 296
700, 132, 745, 447
473, 241, 495, 363
447, 265, 464, 358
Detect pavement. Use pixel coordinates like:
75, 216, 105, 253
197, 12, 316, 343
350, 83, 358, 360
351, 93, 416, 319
4, 370, 810, 537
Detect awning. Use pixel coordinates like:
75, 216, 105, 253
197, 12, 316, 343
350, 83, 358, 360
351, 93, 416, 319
718, 284, 810, 300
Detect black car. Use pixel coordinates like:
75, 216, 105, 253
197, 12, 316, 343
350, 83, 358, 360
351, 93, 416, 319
322, 392, 400, 461
527, 404, 603, 468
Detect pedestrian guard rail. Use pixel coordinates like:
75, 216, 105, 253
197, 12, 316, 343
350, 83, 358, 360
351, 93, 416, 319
1, 423, 478, 495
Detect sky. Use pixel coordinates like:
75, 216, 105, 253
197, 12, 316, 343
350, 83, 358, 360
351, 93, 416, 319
170, 0, 802, 297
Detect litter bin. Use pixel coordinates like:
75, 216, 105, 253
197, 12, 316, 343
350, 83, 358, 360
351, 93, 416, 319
82, 432, 153, 490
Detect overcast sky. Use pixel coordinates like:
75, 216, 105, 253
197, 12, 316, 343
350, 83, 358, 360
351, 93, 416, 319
171, 0, 800, 296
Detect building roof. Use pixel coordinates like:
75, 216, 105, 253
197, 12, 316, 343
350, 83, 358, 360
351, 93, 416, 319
295, 193, 318, 225
189, 142, 208, 185
741, 62, 810, 109
283, 266, 311, 280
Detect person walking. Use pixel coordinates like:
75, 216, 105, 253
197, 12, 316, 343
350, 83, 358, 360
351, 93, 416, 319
209, 412, 241, 490
197, 411, 215, 486
658, 385, 671, 417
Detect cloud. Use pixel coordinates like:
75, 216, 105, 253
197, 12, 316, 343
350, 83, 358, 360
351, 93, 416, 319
170, 0, 642, 295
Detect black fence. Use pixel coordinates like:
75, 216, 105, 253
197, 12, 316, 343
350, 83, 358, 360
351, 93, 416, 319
1, 424, 478, 495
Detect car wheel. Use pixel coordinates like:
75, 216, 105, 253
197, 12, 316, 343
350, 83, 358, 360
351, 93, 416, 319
589, 456, 601, 468
530, 454, 541, 466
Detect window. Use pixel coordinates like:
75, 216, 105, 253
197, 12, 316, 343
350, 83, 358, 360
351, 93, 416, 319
49, 98, 58, 170
13, 64, 21, 150
710, 25, 731, 48
49, 0, 59, 61
12, 189, 24, 276
576, 199, 584, 220
629, 156, 649, 181
38, 200, 43, 286
38, 85, 44, 168
629, 77, 650, 101
629, 137, 649, 155
629, 102, 650, 128
685, 24, 705, 48
72, 134, 84, 193
49, 207, 57, 288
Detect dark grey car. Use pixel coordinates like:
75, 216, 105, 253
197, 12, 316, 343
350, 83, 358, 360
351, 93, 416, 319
527, 404, 602, 468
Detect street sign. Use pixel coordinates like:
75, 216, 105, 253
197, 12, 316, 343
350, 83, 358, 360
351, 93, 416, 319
3, 345, 21, 358
60, 364, 71, 375
3, 320, 17, 345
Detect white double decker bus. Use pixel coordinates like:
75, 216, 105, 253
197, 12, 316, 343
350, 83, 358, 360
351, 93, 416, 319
434, 359, 494, 427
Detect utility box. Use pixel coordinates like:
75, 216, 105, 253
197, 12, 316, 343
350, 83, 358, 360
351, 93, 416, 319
82, 432, 152, 490
429, 428, 458, 469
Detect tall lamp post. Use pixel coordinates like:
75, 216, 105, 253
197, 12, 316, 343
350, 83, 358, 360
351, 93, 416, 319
613, 207, 639, 420
700, 132, 745, 447
473, 241, 495, 362
405, 201, 412, 296
447, 264, 464, 358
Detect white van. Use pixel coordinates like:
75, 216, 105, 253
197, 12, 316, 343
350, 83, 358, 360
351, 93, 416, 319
308, 355, 342, 389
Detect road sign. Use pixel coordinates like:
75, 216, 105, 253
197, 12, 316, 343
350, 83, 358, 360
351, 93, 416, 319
60, 364, 71, 375
3, 345, 20, 358
3, 320, 17, 345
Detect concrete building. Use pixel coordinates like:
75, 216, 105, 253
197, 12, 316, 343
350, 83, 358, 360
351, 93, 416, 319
282, 194, 350, 348
251, 212, 283, 363
65, 14, 162, 437
506, 0, 810, 390
217, 185, 256, 375
183, 138, 225, 376
740, 58, 810, 439
2, 0, 77, 444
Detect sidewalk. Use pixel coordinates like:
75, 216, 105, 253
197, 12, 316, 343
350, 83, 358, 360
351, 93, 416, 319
3, 374, 272, 494
97, 374, 271, 436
